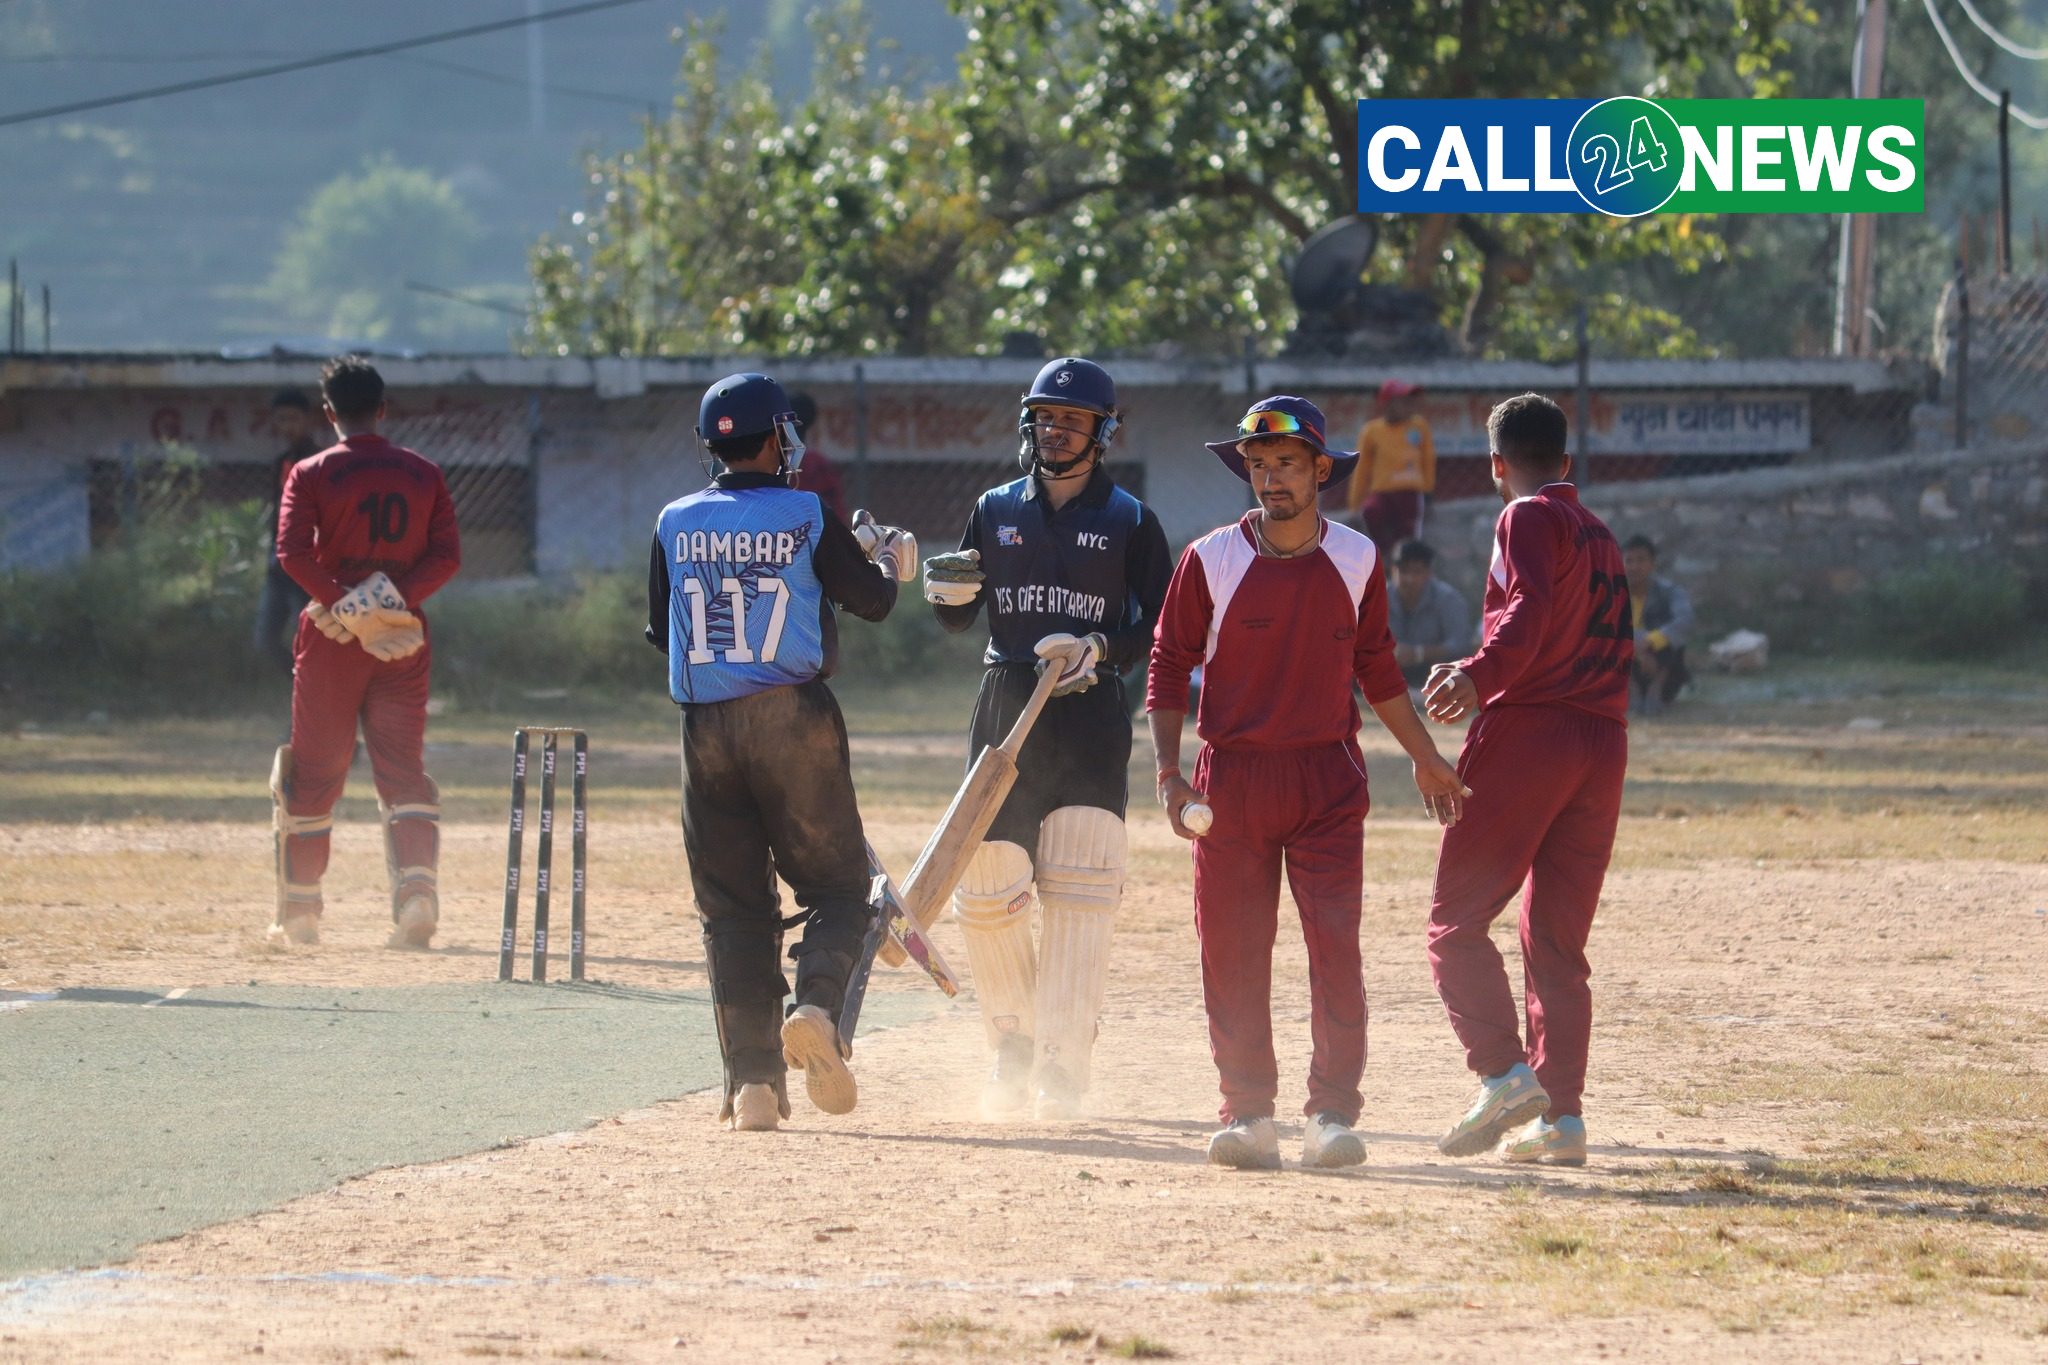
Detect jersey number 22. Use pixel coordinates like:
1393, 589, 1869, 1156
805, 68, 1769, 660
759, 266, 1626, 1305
680, 576, 790, 664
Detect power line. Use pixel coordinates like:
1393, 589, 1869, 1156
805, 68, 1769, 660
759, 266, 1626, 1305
405, 281, 529, 316
1949, 0, 2048, 60
0, 0, 657, 130
386, 52, 653, 111
1922, 0, 2048, 128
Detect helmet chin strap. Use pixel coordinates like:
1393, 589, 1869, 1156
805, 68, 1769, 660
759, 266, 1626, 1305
1019, 407, 1117, 479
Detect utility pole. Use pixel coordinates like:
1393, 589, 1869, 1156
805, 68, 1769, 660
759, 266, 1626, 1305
526, 0, 546, 136
41, 284, 50, 352
1833, 0, 1888, 354
1999, 90, 2013, 275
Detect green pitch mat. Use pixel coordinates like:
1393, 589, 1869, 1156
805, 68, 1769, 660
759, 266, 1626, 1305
0, 982, 934, 1280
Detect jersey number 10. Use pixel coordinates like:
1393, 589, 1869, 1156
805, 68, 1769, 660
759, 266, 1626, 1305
680, 576, 791, 665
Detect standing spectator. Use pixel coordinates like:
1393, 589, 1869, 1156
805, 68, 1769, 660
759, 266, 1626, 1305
1387, 540, 1469, 690
1623, 535, 1695, 715
786, 390, 848, 523
252, 389, 323, 674
1347, 380, 1435, 564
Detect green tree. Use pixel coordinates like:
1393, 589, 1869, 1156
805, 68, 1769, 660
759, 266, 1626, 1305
268, 156, 481, 346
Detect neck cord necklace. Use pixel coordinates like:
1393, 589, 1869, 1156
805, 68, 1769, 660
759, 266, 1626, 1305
1254, 512, 1319, 559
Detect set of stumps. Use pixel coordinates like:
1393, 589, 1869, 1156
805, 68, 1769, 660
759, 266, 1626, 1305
498, 727, 587, 983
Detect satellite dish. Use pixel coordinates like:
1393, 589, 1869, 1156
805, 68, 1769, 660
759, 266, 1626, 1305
1289, 216, 1380, 314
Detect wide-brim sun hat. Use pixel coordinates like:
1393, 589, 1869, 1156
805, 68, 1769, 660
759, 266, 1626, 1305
1206, 395, 1359, 492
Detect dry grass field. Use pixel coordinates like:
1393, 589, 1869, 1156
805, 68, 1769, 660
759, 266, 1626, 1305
3, 657, 2046, 1362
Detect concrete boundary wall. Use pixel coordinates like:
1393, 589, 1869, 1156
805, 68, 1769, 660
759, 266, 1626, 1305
0, 352, 1920, 575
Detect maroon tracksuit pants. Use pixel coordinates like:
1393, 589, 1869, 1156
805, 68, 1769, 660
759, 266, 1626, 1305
283, 618, 438, 909
1427, 704, 1626, 1118
1193, 741, 1372, 1126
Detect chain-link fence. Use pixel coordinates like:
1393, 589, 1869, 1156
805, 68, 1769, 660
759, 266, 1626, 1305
1936, 270, 2048, 449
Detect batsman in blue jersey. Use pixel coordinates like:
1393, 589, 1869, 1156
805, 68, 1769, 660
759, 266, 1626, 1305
646, 373, 911, 1133
925, 357, 1173, 1119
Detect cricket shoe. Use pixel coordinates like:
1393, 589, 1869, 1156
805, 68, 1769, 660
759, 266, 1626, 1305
1207, 1116, 1281, 1171
983, 1034, 1034, 1114
730, 1082, 781, 1132
1438, 1062, 1550, 1157
268, 911, 320, 946
1302, 1112, 1367, 1169
386, 893, 438, 950
781, 1004, 857, 1116
1500, 1114, 1587, 1167
1031, 1061, 1082, 1120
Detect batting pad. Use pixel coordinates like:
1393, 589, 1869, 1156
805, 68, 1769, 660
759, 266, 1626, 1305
1034, 806, 1126, 1091
953, 839, 1038, 1050
270, 747, 331, 918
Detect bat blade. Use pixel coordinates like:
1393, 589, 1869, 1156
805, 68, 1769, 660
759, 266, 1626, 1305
875, 744, 1019, 966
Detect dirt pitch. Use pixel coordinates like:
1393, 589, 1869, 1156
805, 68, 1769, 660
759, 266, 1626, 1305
4, 668, 2048, 1363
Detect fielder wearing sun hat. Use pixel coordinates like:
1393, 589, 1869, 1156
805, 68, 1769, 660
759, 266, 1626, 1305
1376, 378, 1422, 403
1205, 395, 1360, 493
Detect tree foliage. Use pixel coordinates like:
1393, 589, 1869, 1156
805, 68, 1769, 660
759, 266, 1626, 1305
529, 0, 1840, 361
267, 156, 481, 346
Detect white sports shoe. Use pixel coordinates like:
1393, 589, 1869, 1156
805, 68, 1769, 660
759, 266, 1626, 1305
269, 911, 319, 945
1302, 1111, 1367, 1169
730, 1082, 781, 1132
781, 1004, 857, 1115
1207, 1116, 1281, 1171
1439, 1062, 1550, 1157
1499, 1114, 1587, 1166
386, 894, 437, 950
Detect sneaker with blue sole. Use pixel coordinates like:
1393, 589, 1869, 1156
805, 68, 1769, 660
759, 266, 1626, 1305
1499, 1114, 1587, 1166
1438, 1063, 1550, 1157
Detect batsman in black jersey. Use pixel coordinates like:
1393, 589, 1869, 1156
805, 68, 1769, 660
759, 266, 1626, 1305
925, 357, 1171, 1118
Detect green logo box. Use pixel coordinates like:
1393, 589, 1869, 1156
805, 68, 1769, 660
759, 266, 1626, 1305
1659, 99, 1923, 213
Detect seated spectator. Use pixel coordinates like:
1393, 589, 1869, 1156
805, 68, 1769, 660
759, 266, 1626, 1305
1387, 539, 1468, 690
1623, 534, 1695, 714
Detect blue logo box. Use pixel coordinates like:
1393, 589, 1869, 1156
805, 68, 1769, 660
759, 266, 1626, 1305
1357, 100, 1597, 212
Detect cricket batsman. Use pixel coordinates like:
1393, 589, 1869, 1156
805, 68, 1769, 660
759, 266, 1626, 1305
647, 372, 910, 1133
271, 357, 460, 949
1422, 393, 1632, 1167
924, 357, 1172, 1119
1147, 396, 1468, 1170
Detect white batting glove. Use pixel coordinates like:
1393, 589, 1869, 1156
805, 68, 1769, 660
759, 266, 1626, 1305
923, 549, 984, 607
1034, 631, 1108, 697
851, 510, 918, 583
303, 601, 353, 642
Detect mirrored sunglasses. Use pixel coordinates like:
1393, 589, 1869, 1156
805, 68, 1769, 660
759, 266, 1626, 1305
1238, 409, 1314, 439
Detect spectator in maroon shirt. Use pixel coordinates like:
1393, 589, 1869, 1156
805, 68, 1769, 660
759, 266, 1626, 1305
787, 391, 847, 523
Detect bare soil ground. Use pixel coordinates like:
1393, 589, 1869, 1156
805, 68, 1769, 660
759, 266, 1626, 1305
5, 673, 2048, 1363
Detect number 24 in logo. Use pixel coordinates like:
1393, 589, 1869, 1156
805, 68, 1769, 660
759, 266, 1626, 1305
1581, 116, 1669, 196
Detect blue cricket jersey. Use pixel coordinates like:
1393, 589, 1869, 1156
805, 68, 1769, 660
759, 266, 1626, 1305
654, 483, 828, 704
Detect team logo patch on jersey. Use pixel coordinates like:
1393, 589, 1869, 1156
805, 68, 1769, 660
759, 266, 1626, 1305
717, 416, 734, 433
997, 525, 1024, 546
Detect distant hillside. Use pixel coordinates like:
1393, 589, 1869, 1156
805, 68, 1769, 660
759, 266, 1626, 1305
0, 0, 965, 351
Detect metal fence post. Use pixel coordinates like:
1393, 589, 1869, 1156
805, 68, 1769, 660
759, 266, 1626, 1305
1575, 301, 1591, 489
853, 362, 869, 512
524, 392, 542, 575
1954, 257, 1970, 449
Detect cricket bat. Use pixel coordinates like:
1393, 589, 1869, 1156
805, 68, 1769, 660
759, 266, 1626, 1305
878, 661, 1063, 968
838, 851, 962, 1052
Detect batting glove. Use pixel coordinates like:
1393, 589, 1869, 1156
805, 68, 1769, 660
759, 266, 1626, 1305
850, 510, 918, 583
1034, 631, 1108, 696
923, 549, 984, 607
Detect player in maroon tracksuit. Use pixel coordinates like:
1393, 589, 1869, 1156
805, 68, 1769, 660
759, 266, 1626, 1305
1148, 395, 1467, 1172
1422, 393, 1631, 1167
273, 358, 461, 948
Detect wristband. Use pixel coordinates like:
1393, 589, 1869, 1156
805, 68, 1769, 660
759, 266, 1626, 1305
1156, 768, 1182, 783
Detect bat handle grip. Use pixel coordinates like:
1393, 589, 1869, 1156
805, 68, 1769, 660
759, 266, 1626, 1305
998, 660, 1064, 759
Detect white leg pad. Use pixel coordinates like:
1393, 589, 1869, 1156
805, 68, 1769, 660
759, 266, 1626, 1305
951, 839, 1039, 1050
270, 746, 330, 919
1034, 806, 1126, 1092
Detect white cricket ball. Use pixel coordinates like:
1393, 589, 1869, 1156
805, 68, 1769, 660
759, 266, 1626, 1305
1181, 801, 1213, 836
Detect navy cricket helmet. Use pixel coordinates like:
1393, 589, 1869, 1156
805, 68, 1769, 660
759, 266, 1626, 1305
696, 372, 805, 481
1018, 356, 1122, 478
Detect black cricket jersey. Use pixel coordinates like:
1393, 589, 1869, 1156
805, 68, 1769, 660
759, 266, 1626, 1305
934, 466, 1172, 673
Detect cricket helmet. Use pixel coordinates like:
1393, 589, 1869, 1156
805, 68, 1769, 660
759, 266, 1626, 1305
696, 372, 806, 483
1018, 356, 1122, 478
